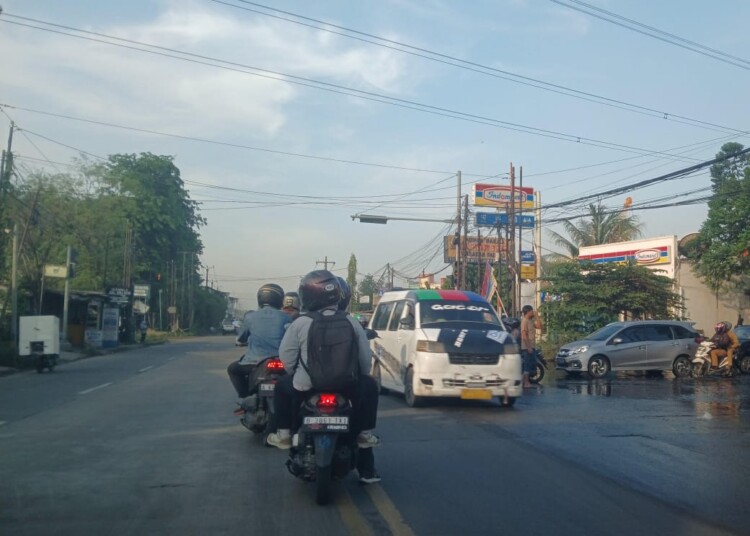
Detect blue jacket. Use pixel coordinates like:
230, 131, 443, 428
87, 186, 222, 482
238, 306, 292, 365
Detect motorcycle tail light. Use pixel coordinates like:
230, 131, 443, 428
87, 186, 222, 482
317, 394, 337, 408
266, 358, 285, 370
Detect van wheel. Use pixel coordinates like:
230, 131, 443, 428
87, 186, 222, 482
588, 356, 610, 379
404, 368, 424, 407
672, 356, 692, 378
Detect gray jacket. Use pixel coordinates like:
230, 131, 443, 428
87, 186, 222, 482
279, 307, 371, 391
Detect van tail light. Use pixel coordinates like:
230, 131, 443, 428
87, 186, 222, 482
266, 358, 285, 370
317, 394, 337, 408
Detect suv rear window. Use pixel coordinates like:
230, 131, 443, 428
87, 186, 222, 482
420, 300, 499, 326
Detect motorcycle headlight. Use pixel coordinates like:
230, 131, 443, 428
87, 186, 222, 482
574, 345, 589, 354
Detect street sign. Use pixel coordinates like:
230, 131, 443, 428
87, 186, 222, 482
520, 251, 536, 264
43, 264, 68, 278
167, 306, 177, 314
475, 212, 535, 228
107, 287, 131, 304
133, 284, 150, 298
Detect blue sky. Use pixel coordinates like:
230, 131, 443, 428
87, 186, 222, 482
2, 0, 749, 308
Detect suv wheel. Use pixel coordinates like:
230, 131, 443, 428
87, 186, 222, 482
672, 356, 692, 378
588, 356, 610, 379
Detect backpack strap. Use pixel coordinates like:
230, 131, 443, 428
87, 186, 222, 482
295, 311, 318, 374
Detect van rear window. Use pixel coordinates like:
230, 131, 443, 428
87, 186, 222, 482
420, 301, 500, 326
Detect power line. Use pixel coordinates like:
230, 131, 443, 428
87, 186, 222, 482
0, 16, 710, 161
215, 0, 746, 135
550, 0, 750, 71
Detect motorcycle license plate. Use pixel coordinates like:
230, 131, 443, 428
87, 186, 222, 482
259, 383, 275, 396
460, 389, 492, 400
301, 416, 349, 432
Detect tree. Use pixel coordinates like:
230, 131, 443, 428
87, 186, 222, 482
540, 260, 684, 347
693, 143, 750, 291
547, 203, 642, 259
347, 254, 358, 311
358, 274, 377, 310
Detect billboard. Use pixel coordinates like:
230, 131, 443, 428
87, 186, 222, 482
475, 212, 535, 228
443, 236, 506, 263
578, 236, 677, 278
473, 184, 534, 209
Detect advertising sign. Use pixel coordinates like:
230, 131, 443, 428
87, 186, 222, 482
102, 307, 119, 348
520, 251, 536, 264
475, 212, 535, 228
133, 284, 150, 298
473, 184, 534, 208
44, 264, 68, 278
578, 236, 677, 279
520, 265, 536, 280
443, 236, 506, 263
107, 287, 131, 304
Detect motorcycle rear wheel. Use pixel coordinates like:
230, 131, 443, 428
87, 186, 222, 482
529, 363, 545, 384
315, 465, 333, 505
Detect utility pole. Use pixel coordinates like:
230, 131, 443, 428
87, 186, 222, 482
11, 224, 18, 347
518, 165, 524, 311
205, 265, 210, 290
509, 163, 516, 315
316, 256, 336, 270
455, 171, 462, 290
0, 121, 14, 185
461, 194, 469, 290
62, 245, 71, 343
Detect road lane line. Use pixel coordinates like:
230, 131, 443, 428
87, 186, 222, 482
365, 484, 417, 536
138, 366, 154, 373
337, 487, 375, 536
78, 382, 112, 395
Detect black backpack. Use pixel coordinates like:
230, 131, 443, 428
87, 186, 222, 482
302, 310, 360, 390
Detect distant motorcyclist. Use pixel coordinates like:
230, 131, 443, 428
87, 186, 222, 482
227, 284, 290, 415
267, 271, 381, 484
709, 321, 740, 373
281, 291, 301, 320
520, 305, 542, 388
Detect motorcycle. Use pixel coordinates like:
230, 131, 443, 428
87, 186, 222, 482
528, 348, 548, 384
285, 391, 358, 505
239, 357, 286, 436
691, 341, 735, 377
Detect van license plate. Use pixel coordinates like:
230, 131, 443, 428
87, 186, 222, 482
461, 389, 492, 400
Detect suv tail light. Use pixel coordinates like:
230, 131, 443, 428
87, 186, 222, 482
266, 358, 285, 370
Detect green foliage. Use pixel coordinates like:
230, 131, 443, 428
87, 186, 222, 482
540, 261, 684, 347
357, 274, 377, 310
191, 287, 228, 334
693, 143, 750, 291
547, 203, 642, 260
347, 254, 358, 311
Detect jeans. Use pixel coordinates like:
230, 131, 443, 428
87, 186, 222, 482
521, 349, 537, 375
273, 374, 379, 433
227, 360, 255, 398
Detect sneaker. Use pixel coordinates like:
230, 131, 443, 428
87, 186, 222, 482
266, 432, 292, 450
357, 431, 381, 448
359, 471, 382, 485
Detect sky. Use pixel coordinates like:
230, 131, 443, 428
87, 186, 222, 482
1, 0, 749, 310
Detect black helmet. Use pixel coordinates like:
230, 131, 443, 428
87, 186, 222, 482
336, 277, 352, 311
282, 291, 301, 311
299, 270, 340, 312
257, 283, 284, 309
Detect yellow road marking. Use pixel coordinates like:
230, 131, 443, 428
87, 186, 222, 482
365, 484, 417, 536
337, 487, 375, 536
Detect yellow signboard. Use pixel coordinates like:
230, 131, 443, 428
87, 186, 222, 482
520, 264, 536, 280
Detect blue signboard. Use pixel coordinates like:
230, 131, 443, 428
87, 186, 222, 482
476, 212, 535, 228
520, 251, 535, 264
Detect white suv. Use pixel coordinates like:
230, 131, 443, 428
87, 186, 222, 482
369, 289, 522, 407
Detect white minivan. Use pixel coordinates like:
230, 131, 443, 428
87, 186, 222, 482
369, 289, 522, 407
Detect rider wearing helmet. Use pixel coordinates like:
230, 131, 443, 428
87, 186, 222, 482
709, 321, 740, 372
267, 270, 381, 483
281, 291, 301, 320
228, 283, 291, 414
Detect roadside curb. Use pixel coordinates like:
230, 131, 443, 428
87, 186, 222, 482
0, 340, 169, 378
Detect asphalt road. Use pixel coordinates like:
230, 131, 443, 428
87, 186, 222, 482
1, 337, 747, 535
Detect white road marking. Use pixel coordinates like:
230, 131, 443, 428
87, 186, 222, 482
138, 366, 154, 373
79, 382, 112, 395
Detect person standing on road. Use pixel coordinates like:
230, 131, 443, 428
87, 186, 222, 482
139, 319, 148, 344
520, 305, 542, 388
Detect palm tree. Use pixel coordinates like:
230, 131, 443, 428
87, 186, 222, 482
547, 203, 642, 259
